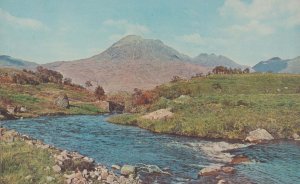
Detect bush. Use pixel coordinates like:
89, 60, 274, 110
94, 85, 106, 100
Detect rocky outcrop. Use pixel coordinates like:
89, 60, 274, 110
54, 94, 69, 108
141, 108, 174, 120
245, 128, 274, 142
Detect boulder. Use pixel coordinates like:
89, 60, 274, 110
292, 133, 300, 140
221, 166, 235, 173
141, 108, 174, 120
46, 176, 55, 182
101, 169, 109, 180
217, 179, 227, 184
19, 106, 27, 112
121, 165, 137, 176
198, 165, 221, 176
25, 175, 32, 180
112, 164, 121, 170
230, 155, 250, 164
245, 128, 274, 142
97, 101, 110, 112
54, 94, 69, 108
52, 165, 61, 173
106, 174, 115, 183
6, 105, 16, 114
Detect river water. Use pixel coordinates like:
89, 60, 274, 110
1, 115, 300, 183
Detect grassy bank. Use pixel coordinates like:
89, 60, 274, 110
0, 68, 106, 119
108, 73, 300, 140
0, 139, 64, 184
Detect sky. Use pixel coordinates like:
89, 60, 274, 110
0, 0, 300, 66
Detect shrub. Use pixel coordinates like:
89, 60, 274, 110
132, 88, 156, 106
94, 85, 106, 100
85, 80, 93, 88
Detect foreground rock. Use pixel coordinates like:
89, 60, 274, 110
54, 94, 69, 108
141, 108, 174, 120
245, 128, 274, 142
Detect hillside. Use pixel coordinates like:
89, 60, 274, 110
44, 35, 209, 92
192, 53, 246, 69
108, 73, 300, 140
253, 56, 300, 73
0, 55, 39, 69
0, 68, 105, 119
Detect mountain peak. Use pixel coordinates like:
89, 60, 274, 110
269, 57, 282, 61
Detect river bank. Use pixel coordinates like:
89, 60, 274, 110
0, 127, 141, 184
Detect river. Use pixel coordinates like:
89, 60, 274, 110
1, 115, 300, 184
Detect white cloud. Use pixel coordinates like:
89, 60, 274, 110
180, 33, 205, 45
228, 20, 274, 35
220, 0, 300, 34
0, 8, 46, 30
103, 19, 150, 41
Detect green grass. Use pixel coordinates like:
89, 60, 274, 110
108, 73, 300, 140
69, 103, 105, 114
0, 140, 64, 184
0, 80, 105, 117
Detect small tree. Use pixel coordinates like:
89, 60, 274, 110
94, 85, 106, 100
85, 80, 93, 88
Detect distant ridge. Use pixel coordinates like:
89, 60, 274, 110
0, 55, 38, 69
192, 53, 247, 69
253, 56, 300, 73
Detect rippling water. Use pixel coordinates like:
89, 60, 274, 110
1, 115, 300, 183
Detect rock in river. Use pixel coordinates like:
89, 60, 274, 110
121, 165, 137, 176
198, 165, 221, 176
230, 155, 250, 164
245, 128, 274, 142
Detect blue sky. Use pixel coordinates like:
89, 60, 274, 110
0, 0, 299, 65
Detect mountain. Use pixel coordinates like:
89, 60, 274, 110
0, 55, 38, 69
45, 35, 208, 92
192, 53, 246, 69
280, 56, 300, 74
253, 56, 300, 73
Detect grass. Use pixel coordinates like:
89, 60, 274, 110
0, 140, 64, 184
0, 70, 106, 117
108, 73, 300, 140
